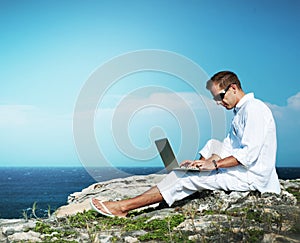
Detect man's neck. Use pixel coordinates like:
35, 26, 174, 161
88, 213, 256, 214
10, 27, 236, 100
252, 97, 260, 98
235, 91, 245, 107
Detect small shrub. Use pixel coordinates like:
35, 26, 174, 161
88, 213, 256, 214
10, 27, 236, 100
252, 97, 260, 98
34, 221, 55, 234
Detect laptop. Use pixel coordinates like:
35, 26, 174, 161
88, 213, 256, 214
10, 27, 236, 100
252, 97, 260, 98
155, 138, 200, 173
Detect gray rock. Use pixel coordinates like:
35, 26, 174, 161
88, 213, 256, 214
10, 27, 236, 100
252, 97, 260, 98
55, 174, 165, 218
1, 174, 299, 242
124, 236, 139, 243
7, 231, 41, 242
0, 219, 36, 236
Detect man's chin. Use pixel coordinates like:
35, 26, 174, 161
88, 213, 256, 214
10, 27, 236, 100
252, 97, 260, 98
224, 105, 233, 110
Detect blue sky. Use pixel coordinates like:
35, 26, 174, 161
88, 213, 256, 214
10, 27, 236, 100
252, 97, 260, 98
0, 0, 299, 168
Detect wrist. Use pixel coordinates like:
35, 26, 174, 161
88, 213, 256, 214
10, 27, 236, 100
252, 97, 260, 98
212, 160, 219, 171
212, 154, 221, 160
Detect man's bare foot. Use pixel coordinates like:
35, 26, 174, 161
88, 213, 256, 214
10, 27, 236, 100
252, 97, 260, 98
91, 198, 128, 218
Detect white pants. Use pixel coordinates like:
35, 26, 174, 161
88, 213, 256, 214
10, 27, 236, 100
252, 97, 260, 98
157, 139, 254, 206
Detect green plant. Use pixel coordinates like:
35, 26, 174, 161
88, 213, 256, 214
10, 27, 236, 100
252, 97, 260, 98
30, 195, 300, 243
245, 208, 262, 222
32, 201, 38, 219
137, 214, 186, 241
287, 187, 300, 205
22, 209, 28, 221
67, 210, 99, 228
66, 210, 186, 242
47, 205, 52, 219
34, 220, 78, 242
34, 221, 55, 234
247, 228, 264, 242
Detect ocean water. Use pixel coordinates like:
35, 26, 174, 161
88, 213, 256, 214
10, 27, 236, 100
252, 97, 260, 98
0, 167, 299, 219
0, 167, 164, 219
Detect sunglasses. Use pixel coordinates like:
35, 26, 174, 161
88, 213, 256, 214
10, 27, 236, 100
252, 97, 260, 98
213, 83, 235, 102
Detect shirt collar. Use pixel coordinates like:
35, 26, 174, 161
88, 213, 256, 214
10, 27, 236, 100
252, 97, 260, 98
234, 93, 254, 114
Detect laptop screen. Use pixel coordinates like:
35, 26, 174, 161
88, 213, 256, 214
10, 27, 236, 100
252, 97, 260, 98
155, 138, 179, 172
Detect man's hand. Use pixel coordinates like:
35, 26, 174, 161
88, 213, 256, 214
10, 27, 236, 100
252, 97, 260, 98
180, 159, 215, 171
180, 155, 240, 171
191, 160, 216, 171
180, 160, 196, 168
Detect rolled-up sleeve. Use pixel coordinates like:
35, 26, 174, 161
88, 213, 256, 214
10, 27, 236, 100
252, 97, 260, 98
219, 135, 232, 159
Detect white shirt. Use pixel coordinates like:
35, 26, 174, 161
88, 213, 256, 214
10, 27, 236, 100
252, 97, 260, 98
220, 93, 280, 194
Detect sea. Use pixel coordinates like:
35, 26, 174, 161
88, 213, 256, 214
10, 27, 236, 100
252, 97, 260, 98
0, 167, 299, 219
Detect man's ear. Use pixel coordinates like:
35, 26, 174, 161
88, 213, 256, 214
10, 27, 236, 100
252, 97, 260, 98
231, 83, 238, 92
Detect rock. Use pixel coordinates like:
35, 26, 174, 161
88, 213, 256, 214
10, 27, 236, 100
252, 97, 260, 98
124, 236, 139, 243
262, 233, 300, 243
0, 174, 299, 242
280, 178, 300, 190
1, 219, 36, 236
54, 198, 91, 218
55, 174, 165, 218
7, 231, 41, 242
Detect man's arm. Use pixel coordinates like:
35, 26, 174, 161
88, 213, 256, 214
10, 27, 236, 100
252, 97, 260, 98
190, 155, 240, 171
214, 156, 240, 168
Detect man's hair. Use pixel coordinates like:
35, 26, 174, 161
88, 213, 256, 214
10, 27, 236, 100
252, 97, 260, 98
206, 71, 242, 90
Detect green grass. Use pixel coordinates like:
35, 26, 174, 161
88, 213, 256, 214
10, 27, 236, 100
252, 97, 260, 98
286, 187, 300, 205
33, 210, 187, 242
30, 194, 300, 243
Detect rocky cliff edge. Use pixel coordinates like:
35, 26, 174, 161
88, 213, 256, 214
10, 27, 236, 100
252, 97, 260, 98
1, 174, 300, 242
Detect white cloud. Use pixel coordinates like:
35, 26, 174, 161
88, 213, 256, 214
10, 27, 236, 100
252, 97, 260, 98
267, 92, 300, 124
287, 92, 300, 110
0, 105, 38, 126
98, 91, 219, 114
266, 92, 300, 166
0, 104, 72, 127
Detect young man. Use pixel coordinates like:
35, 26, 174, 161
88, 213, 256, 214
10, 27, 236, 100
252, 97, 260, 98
90, 71, 280, 218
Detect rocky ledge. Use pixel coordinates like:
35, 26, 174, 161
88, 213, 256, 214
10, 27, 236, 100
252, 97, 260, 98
1, 174, 300, 242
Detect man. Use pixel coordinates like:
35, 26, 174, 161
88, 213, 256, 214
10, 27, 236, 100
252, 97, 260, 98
90, 71, 280, 218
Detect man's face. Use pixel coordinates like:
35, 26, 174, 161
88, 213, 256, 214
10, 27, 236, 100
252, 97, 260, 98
210, 83, 236, 110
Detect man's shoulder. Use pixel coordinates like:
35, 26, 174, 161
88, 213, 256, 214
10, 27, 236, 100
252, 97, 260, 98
245, 94, 268, 108
245, 97, 274, 118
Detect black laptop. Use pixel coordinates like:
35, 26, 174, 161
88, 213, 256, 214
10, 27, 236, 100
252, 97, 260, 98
155, 138, 200, 173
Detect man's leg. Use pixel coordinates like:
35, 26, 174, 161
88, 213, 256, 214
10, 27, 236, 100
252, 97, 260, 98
92, 170, 201, 217
92, 186, 163, 217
